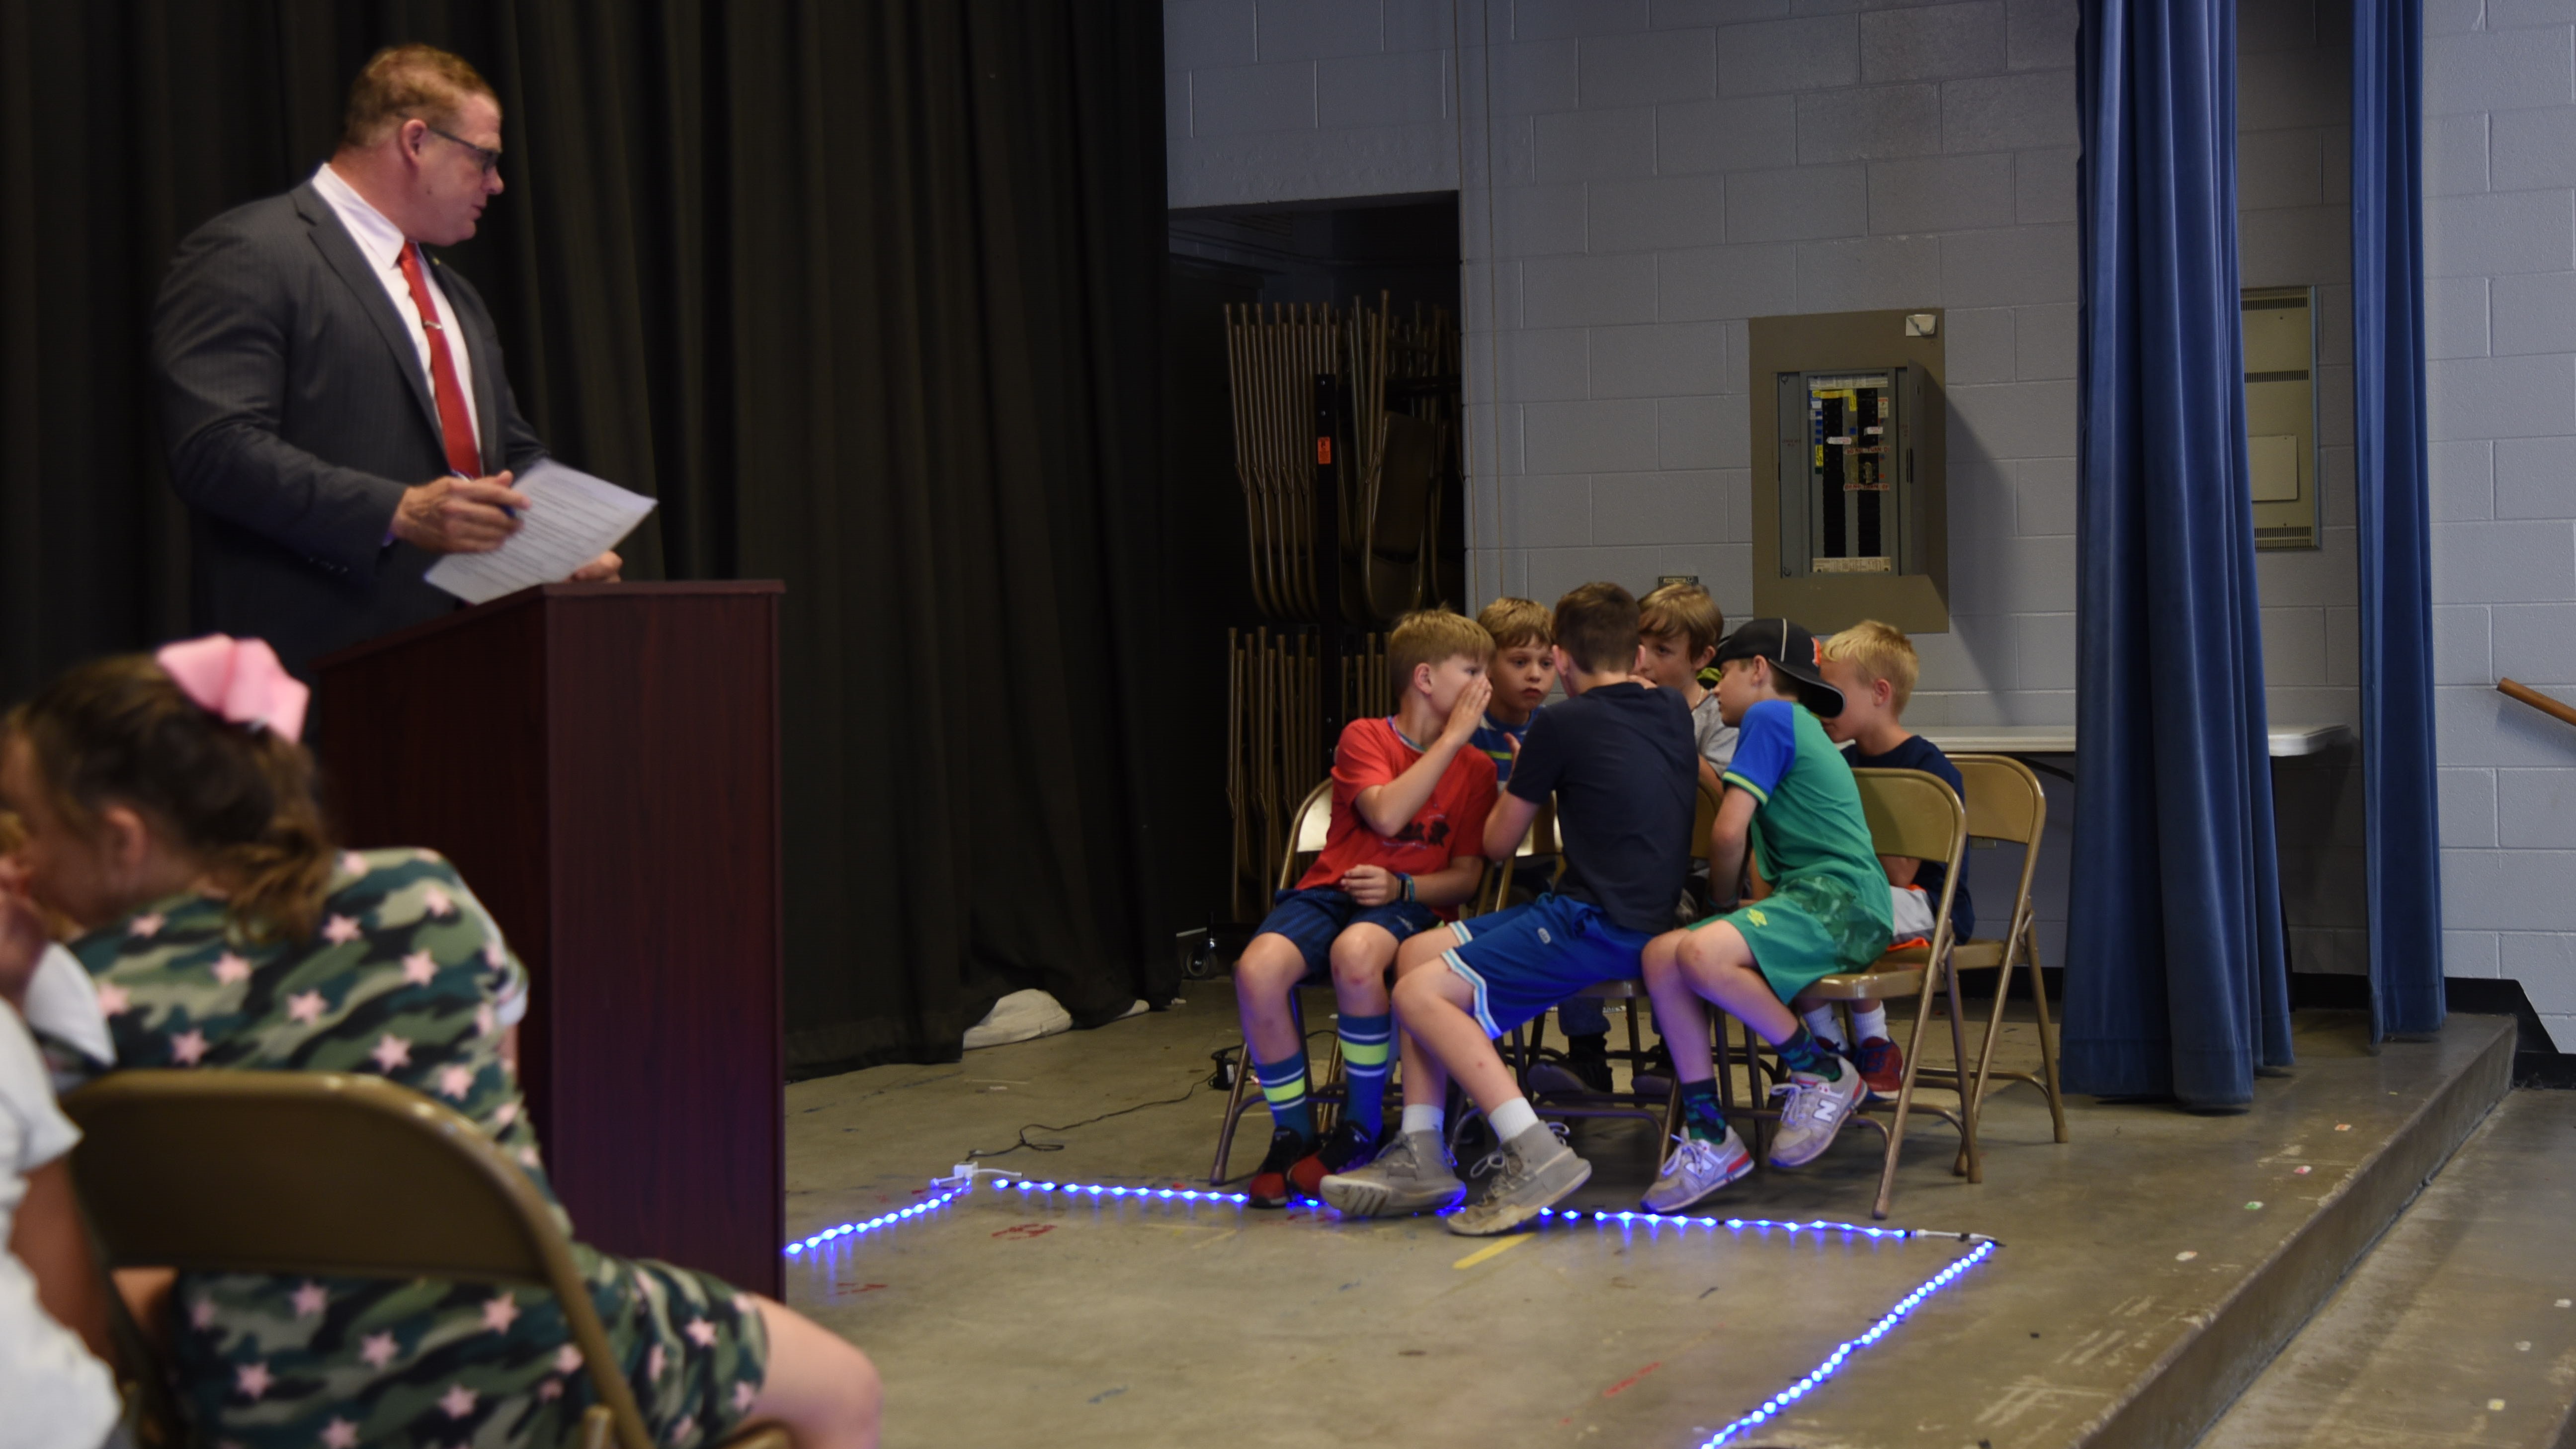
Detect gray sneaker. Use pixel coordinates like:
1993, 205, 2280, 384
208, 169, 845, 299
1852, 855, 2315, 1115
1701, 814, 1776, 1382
1445, 1121, 1592, 1236
1641, 1128, 1753, 1213
1767, 1065, 1867, 1168
1317, 1128, 1466, 1218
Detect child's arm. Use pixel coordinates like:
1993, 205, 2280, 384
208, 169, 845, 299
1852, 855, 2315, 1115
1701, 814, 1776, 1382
1880, 854, 1920, 888
1482, 791, 1542, 862
1342, 855, 1484, 909
1355, 675, 1492, 837
1706, 787, 1759, 910
9, 1157, 114, 1365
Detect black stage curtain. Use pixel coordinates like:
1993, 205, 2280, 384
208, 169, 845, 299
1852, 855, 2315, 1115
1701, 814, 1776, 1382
0, 1, 1180, 1074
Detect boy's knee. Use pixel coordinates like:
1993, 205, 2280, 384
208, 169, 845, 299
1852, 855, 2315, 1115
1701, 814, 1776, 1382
1328, 933, 1391, 989
1391, 963, 1449, 1015
1233, 937, 1304, 997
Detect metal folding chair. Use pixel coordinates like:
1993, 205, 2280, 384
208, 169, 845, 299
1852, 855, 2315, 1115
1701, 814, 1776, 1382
1208, 779, 1351, 1184
63, 1071, 788, 1449
1729, 768, 1974, 1219
1944, 755, 2067, 1145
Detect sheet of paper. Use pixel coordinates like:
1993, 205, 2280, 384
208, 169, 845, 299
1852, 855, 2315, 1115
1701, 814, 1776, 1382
424, 459, 657, 605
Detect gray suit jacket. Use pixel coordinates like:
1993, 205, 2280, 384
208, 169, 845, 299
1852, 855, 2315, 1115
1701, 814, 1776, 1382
151, 179, 545, 680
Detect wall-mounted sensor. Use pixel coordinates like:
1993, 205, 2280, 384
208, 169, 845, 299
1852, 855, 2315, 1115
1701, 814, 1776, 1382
1905, 313, 1937, 337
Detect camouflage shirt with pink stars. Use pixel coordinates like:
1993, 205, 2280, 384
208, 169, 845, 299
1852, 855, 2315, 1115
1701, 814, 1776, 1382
53, 849, 769, 1449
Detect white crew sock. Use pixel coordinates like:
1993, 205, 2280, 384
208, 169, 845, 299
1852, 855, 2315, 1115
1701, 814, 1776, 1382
1488, 1097, 1542, 1142
1803, 1005, 1846, 1048
1401, 1103, 1446, 1138
1850, 1005, 1890, 1043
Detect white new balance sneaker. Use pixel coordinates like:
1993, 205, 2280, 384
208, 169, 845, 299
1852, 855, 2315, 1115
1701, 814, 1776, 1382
1767, 1065, 1866, 1168
1642, 1128, 1754, 1213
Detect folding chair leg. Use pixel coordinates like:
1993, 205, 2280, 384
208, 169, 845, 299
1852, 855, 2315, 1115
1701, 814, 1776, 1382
1968, 934, 2018, 1160
1210, 1035, 1258, 1185
2025, 924, 2069, 1143
1943, 956, 1980, 1184
1873, 963, 1945, 1220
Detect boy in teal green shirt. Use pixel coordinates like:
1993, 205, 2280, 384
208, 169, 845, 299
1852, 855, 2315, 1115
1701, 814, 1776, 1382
1637, 618, 1894, 1213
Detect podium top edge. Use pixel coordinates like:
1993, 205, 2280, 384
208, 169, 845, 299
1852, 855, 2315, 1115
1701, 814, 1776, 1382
314, 581, 785, 674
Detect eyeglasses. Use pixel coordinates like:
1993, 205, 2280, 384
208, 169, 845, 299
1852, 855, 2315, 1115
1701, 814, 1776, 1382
421, 124, 502, 176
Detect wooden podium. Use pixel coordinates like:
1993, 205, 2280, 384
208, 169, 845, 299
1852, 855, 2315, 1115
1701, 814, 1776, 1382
317, 582, 784, 1296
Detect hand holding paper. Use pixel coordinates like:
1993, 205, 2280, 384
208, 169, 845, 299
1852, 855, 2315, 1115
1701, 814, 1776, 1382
424, 460, 656, 605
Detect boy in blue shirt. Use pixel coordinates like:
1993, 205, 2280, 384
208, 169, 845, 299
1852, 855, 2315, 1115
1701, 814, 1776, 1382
1636, 619, 1895, 1213
1813, 620, 1975, 1094
1320, 583, 1699, 1236
1468, 597, 1555, 783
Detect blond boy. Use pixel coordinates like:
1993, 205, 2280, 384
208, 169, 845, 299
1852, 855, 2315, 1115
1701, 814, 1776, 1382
1232, 610, 1500, 1206
1811, 620, 1975, 1095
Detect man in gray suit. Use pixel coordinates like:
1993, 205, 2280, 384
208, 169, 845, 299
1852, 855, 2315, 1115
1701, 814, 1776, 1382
151, 44, 616, 682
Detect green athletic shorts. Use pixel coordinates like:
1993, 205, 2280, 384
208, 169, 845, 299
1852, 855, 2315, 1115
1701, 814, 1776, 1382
1692, 872, 1893, 1004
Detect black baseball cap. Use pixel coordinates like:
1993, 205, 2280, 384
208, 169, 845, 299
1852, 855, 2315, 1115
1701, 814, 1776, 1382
1715, 618, 1845, 718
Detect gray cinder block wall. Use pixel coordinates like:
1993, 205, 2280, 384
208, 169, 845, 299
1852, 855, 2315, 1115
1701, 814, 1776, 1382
2424, 2, 2576, 1047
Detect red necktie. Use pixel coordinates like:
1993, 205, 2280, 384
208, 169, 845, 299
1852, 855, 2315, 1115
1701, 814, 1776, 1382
394, 242, 484, 479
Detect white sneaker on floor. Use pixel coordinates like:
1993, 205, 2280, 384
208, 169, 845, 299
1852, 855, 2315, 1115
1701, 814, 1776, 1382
1641, 1129, 1753, 1213
1766, 1066, 1866, 1168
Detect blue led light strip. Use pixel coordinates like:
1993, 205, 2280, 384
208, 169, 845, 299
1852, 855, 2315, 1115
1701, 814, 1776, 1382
783, 1187, 968, 1255
1692, 1237, 1999, 1447
783, 1177, 1999, 1448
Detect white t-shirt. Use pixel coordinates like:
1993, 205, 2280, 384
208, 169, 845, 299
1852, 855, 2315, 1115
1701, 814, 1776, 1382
0, 1003, 119, 1449
1691, 689, 1739, 772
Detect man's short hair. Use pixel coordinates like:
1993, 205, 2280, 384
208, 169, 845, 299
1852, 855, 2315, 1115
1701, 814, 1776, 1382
1476, 597, 1552, 653
1638, 582, 1724, 659
1388, 609, 1495, 693
1551, 583, 1641, 676
1824, 619, 1921, 713
340, 44, 498, 150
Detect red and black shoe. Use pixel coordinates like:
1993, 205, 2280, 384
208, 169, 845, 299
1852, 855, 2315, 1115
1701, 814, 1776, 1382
1853, 1036, 1905, 1097
1287, 1118, 1381, 1199
1247, 1126, 1313, 1208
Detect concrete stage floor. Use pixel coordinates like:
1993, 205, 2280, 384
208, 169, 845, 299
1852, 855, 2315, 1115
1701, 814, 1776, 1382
779, 994, 2516, 1449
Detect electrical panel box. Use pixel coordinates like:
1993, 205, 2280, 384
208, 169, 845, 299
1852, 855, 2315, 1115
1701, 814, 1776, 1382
2243, 285, 2320, 551
1777, 368, 1926, 579
1749, 310, 1949, 634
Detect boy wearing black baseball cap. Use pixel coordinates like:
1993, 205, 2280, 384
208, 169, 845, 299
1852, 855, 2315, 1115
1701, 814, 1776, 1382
1635, 617, 1896, 1213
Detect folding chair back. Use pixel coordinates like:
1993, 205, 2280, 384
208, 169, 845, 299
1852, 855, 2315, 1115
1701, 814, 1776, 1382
63, 1071, 670, 1449
1275, 779, 1337, 891
1945, 755, 2066, 1145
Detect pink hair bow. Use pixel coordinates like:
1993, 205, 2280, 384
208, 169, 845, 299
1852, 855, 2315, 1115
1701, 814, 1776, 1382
154, 635, 310, 743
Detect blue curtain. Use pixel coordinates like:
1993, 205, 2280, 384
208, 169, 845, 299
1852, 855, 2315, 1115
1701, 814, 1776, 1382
2066, 0, 2294, 1108
2353, 0, 2445, 1040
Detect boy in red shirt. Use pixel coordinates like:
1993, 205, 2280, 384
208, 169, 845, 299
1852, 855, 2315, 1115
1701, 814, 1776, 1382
1233, 610, 1501, 1207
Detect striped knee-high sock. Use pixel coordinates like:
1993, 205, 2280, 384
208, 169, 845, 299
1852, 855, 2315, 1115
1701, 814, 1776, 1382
1255, 1051, 1316, 1140
1339, 1012, 1393, 1140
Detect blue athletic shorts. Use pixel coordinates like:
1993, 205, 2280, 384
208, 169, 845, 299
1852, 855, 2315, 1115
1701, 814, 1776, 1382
1255, 887, 1441, 981
1441, 893, 1654, 1038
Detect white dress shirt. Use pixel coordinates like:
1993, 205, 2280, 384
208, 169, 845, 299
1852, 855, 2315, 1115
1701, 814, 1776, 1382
310, 162, 483, 463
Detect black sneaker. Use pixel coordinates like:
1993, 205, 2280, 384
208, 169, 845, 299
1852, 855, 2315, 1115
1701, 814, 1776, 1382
1246, 1126, 1312, 1209
1288, 1117, 1379, 1197
1565, 1034, 1615, 1093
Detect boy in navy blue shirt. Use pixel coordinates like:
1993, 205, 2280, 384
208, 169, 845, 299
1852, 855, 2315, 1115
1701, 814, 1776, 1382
1320, 583, 1699, 1236
1814, 620, 1974, 1094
